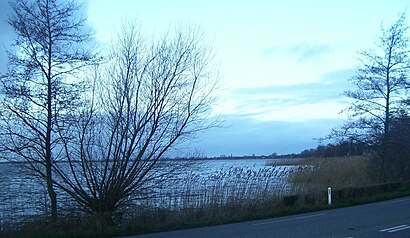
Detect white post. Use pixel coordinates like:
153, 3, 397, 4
328, 187, 332, 206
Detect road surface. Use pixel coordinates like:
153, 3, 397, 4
123, 196, 410, 238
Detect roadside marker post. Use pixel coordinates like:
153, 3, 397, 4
328, 187, 332, 206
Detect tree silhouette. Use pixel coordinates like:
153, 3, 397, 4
337, 13, 410, 181
0, 0, 97, 218
51, 23, 219, 220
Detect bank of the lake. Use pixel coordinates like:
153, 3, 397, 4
0, 158, 295, 230
3, 156, 409, 238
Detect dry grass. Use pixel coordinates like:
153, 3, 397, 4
290, 156, 373, 193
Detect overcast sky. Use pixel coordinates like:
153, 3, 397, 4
2, 0, 410, 156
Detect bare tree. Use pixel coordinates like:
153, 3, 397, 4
0, 0, 97, 219
337, 13, 410, 181
51, 23, 218, 219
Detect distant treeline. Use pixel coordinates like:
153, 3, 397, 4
175, 142, 369, 160
297, 141, 370, 158
174, 141, 370, 160
264, 141, 369, 160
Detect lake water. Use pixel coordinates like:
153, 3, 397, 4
0, 159, 295, 227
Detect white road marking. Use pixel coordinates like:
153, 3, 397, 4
380, 224, 410, 233
252, 213, 326, 226
388, 226, 410, 233
380, 225, 408, 232
377, 198, 410, 206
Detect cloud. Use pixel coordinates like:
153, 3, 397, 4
239, 68, 354, 99
289, 44, 332, 61
194, 69, 356, 156
215, 68, 355, 122
262, 43, 333, 62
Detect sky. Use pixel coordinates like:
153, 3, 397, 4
1, 0, 410, 157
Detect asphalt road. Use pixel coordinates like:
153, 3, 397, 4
123, 196, 410, 238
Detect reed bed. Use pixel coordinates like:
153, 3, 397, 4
290, 156, 373, 193
135, 165, 293, 211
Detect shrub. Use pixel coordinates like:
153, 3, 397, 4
282, 195, 299, 206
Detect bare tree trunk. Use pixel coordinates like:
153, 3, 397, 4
46, 72, 57, 218
45, 150, 57, 218
45, 0, 57, 218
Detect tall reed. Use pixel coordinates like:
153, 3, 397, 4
290, 156, 372, 193
136, 165, 292, 211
